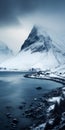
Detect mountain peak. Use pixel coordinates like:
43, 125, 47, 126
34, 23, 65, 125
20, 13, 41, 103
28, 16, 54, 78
32, 25, 48, 37
21, 25, 52, 53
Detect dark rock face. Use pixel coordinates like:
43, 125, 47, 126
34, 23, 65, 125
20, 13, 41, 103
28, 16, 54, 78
21, 26, 52, 53
21, 26, 39, 50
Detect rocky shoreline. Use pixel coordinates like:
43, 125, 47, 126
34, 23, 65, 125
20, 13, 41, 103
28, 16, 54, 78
26, 86, 65, 130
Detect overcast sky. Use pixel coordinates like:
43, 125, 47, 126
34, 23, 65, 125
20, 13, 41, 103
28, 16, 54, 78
0, 0, 65, 53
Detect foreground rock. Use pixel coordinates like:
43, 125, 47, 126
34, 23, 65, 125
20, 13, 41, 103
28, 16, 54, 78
32, 86, 65, 130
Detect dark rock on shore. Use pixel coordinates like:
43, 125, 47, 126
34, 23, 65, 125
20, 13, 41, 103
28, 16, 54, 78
12, 118, 19, 125
6, 113, 12, 119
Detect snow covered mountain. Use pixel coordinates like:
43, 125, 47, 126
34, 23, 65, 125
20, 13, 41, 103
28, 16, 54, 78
0, 41, 13, 64
0, 26, 65, 71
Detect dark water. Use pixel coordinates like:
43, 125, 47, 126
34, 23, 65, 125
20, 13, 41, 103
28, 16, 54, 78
0, 72, 62, 129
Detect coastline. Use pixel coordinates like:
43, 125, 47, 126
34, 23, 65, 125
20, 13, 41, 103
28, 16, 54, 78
24, 74, 65, 85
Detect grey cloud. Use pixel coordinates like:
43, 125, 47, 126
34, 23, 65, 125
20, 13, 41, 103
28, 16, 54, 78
0, 0, 65, 27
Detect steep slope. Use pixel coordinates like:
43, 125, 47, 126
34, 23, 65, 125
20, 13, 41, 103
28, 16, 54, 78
0, 41, 13, 64
0, 26, 65, 71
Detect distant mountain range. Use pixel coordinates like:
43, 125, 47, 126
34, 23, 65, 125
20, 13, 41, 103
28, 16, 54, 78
0, 41, 13, 64
0, 26, 65, 73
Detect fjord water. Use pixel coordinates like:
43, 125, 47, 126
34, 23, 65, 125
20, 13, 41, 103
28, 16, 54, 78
0, 72, 62, 129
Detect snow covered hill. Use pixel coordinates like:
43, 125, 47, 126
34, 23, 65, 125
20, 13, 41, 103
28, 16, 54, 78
0, 26, 65, 71
0, 41, 13, 64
